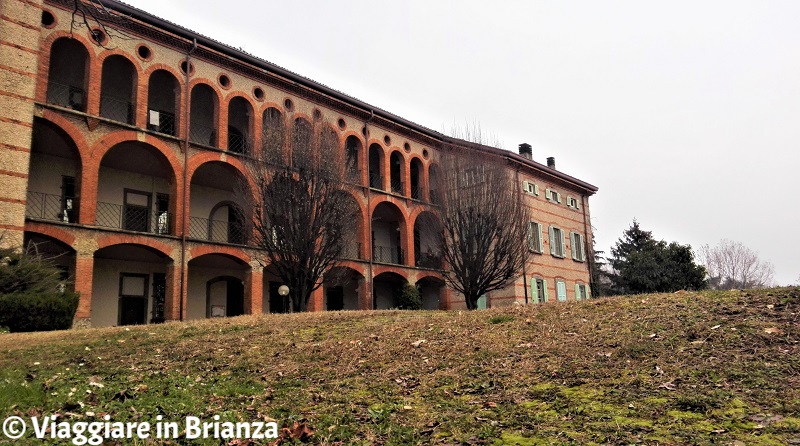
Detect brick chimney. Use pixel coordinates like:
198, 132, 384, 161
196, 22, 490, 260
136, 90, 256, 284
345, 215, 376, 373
518, 143, 532, 160
546, 157, 556, 169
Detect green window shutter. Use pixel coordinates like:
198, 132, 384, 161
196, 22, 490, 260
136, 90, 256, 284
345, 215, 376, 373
570, 232, 576, 260
523, 180, 529, 194
579, 234, 585, 261
549, 226, 555, 255
537, 223, 544, 253
533, 184, 539, 196
527, 221, 534, 251
477, 294, 487, 309
542, 280, 549, 302
586, 284, 591, 299
531, 279, 539, 304
575, 283, 581, 301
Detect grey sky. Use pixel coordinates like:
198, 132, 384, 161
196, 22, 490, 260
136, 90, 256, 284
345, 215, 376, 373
123, 0, 800, 285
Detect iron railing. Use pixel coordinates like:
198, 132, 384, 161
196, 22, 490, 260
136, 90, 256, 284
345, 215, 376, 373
147, 109, 176, 136
416, 252, 443, 269
391, 179, 404, 195
190, 123, 217, 147
25, 191, 78, 223
46, 81, 85, 111
373, 245, 403, 265
95, 201, 171, 235
411, 184, 422, 200
369, 172, 383, 189
100, 95, 134, 124
227, 131, 250, 154
341, 242, 362, 260
188, 216, 247, 245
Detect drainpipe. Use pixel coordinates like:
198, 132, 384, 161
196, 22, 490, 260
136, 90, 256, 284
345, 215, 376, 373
364, 109, 374, 309
515, 169, 529, 305
179, 38, 197, 321
581, 194, 591, 295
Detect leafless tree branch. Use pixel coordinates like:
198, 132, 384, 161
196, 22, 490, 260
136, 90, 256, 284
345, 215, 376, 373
698, 239, 775, 289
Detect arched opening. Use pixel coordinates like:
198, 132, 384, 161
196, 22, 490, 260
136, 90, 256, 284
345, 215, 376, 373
227, 97, 252, 154
417, 276, 445, 310
26, 119, 82, 223
262, 107, 285, 164
147, 70, 179, 136
23, 232, 76, 292
372, 271, 407, 310
323, 267, 364, 310
187, 253, 248, 320
206, 276, 245, 318
429, 164, 441, 204
190, 84, 218, 146
99, 55, 136, 124
189, 162, 249, 245
372, 202, 405, 265
291, 117, 311, 168
334, 191, 363, 260
410, 158, 423, 200
96, 141, 175, 234
92, 244, 171, 327
368, 144, 383, 190
389, 151, 404, 195
46, 38, 89, 111
344, 135, 361, 183
414, 211, 442, 269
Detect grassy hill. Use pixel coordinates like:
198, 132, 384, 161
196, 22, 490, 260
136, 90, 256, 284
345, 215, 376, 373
1, 288, 798, 445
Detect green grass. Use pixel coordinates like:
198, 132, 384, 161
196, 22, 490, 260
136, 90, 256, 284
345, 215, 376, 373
1, 288, 798, 445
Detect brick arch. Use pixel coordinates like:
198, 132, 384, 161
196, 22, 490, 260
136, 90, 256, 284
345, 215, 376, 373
187, 151, 248, 182
23, 222, 76, 248
369, 197, 410, 221
189, 78, 223, 100
143, 63, 185, 88
222, 91, 258, 110
415, 273, 445, 284
408, 207, 440, 229
189, 245, 251, 265
37, 111, 90, 166
96, 234, 174, 259
97, 49, 143, 72
341, 130, 366, 147
259, 102, 285, 118
372, 267, 409, 282
88, 131, 182, 178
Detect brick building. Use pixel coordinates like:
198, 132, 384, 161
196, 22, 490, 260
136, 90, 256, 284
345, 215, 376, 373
0, 0, 597, 327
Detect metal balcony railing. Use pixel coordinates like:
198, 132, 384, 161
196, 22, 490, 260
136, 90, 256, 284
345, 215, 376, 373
95, 201, 171, 235
416, 252, 443, 269
341, 242, 362, 260
188, 216, 247, 245
373, 245, 403, 265
227, 131, 250, 154
46, 81, 85, 111
190, 123, 217, 147
391, 179, 404, 195
25, 191, 78, 223
369, 172, 383, 190
100, 95, 134, 124
147, 109, 176, 136
411, 184, 422, 200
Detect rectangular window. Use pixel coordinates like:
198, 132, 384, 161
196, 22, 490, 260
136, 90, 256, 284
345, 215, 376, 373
522, 181, 538, 196
556, 279, 567, 302
570, 232, 586, 262
578, 283, 588, 300
566, 196, 580, 209
531, 278, 547, 303
549, 226, 565, 258
527, 221, 543, 253
546, 188, 562, 204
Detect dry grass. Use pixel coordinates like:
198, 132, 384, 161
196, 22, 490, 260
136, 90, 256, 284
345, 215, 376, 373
1, 288, 799, 445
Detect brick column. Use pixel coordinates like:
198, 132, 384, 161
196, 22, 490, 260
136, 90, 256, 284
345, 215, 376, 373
73, 254, 94, 321
244, 267, 263, 315
357, 276, 371, 310
307, 286, 324, 312
164, 262, 182, 321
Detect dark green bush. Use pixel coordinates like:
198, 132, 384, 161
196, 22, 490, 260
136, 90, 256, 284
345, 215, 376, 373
396, 284, 422, 310
0, 292, 79, 332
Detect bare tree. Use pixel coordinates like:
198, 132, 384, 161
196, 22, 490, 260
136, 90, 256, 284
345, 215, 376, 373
241, 117, 358, 312
698, 239, 775, 290
68, 0, 134, 48
428, 146, 530, 310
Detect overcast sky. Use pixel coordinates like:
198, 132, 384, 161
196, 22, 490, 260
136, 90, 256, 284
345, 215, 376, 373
123, 0, 800, 285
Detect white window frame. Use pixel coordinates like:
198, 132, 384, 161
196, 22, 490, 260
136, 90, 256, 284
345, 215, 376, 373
566, 196, 580, 209
570, 232, 586, 262
575, 282, 588, 301
531, 277, 548, 303
527, 221, 543, 253
556, 279, 567, 302
549, 225, 565, 258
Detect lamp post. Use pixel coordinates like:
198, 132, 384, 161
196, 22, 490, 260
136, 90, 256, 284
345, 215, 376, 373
278, 284, 290, 313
